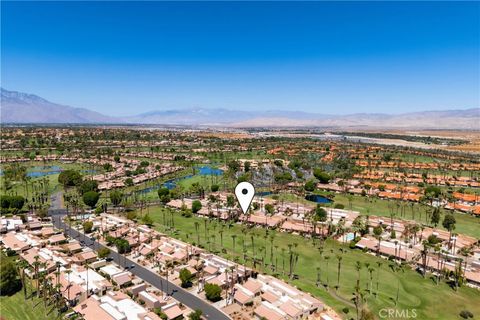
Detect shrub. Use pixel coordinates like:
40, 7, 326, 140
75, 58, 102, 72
141, 214, 153, 226
125, 178, 134, 186
12, 196, 25, 210
191, 200, 202, 213
188, 309, 203, 320
83, 221, 94, 233
313, 168, 330, 183
460, 310, 474, 319
304, 180, 316, 192
98, 247, 111, 259
334, 203, 345, 209
211, 184, 220, 192
126, 211, 137, 221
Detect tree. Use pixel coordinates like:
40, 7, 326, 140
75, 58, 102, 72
179, 268, 193, 288
442, 213, 456, 251
373, 226, 383, 255
227, 160, 240, 172
265, 204, 275, 215
192, 200, 202, 214
83, 191, 100, 209
313, 168, 330, 183
83, 221, 94, 233
98, 247, 111, 259
58, 170, 83, 187
431, 207, 441, 227
204, 283, 222, 302
442, 214, 456, 233
158, 188, 171, 204
0, 258, 21, 296
110, 190, 123, 206
103, 163, 113, 172
315, 205, 327, 221
304, 180, 316, 192
188, 309, 203, 320
0, 195, 11, 209
78, 180, 99, 195
114, 238, 130, 254
425, 185, 441, 198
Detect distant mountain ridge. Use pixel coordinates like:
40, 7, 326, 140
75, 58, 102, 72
1, 88, 118, 124
1, 88, 478, 129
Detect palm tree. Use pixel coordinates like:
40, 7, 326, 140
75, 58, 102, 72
85, 262, 90, 298
324, 255, 330, 288
336, 254, 343, 290
65, 268, 72, 305
33, 255, 41, 297
231, 234, 237, 255
367, 265, 375, 296
165, 261, 173, 296
375, 261, 382, 298
389, 262, 404, 305
194, 221, 200, 245
17, 259, 29, 301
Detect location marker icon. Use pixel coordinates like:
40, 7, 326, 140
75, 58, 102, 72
235, 182, 255, 214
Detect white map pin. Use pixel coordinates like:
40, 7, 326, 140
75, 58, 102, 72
235, 182, 255, 214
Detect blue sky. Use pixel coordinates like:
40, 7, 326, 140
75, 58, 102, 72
1, 1, 479, 116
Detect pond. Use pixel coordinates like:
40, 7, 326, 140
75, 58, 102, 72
0, 165, 97, 178
256, 191, 273, 197
196, 166, 223, 176
305, 194, 332, 204
136, 165, 223, 193
27, 165, 63, 177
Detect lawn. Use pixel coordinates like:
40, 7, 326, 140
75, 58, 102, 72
329, 193, 480, 239
268, 192, 480, 239
0, 255, 65, 320
144, 205, 480, 320
0, 287, 64, 320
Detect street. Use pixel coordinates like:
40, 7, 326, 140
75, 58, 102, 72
49, 210, 230, 320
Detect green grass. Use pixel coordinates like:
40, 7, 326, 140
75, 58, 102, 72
142, 205, 480, 320
329, 194, 480, 239
268, 192, 480, 239
0, 255, 65, 320
0, 286, 63, 320
176, 174, 224, 190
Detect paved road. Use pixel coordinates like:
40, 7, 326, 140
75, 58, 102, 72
49, 210, 230, 320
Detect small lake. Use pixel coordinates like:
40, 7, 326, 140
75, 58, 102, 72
305, 194, 332, 204
0, 166, 97, 178
136, 165, 223, 193
196, 166, 223, 176
26, 166, 62, 178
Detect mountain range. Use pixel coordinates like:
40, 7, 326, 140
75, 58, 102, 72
1, 88, 478, 129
